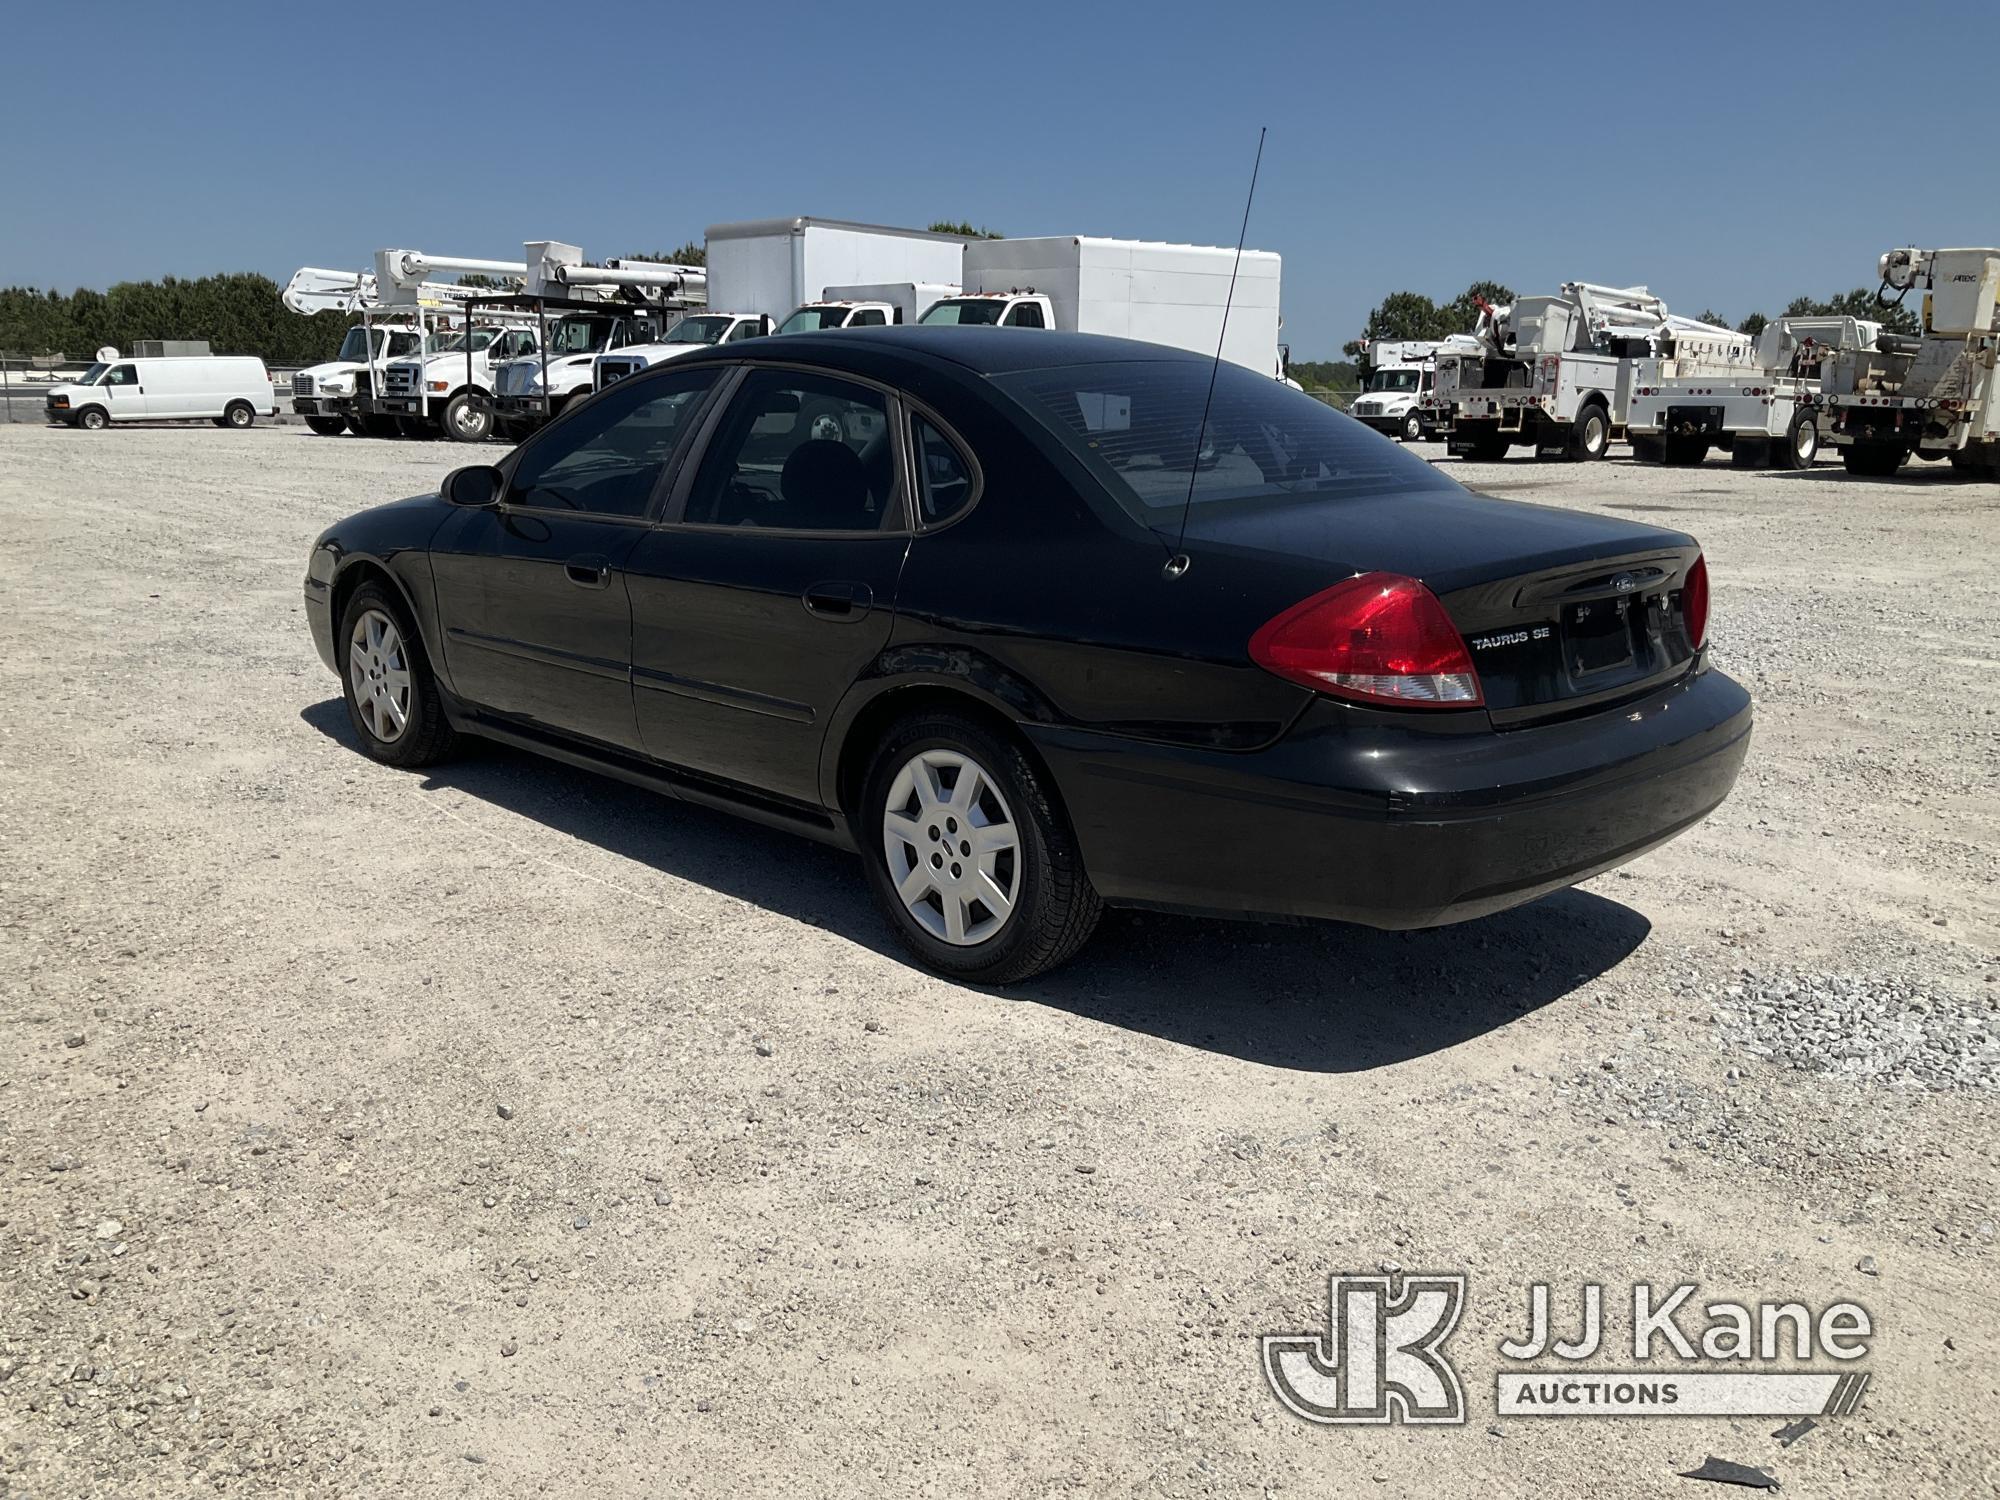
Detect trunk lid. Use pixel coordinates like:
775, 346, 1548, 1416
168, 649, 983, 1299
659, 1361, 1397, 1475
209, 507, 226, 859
1176, 486, 1704, 723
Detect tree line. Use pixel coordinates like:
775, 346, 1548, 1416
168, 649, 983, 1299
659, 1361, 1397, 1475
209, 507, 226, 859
1, 273, 356, 364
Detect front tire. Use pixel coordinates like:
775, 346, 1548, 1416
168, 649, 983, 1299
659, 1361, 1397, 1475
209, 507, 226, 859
78, 406, 109, 431
336, 581, 458, 768
1400, 409, 1423, 442
443, 391, 492, 443
304, 415, 348, 437
861, 713, 1100, 983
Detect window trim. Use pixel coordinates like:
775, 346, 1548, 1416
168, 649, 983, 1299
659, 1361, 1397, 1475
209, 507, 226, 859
496, 362, 730, 524
901, 397, 985, 535
657, 360, 915, 538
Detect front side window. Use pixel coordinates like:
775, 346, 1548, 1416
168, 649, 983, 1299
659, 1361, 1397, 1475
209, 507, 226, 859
508, 367, 720, 517
385, 332, 423, 358
78, 362, 109, 385
911, 416, 974, 526
682, 368, 897, 532
850, 308, 886, 327
546, 316, 616, 355
777, 306, 848, 335
106, 364, 139, 386
1003, 301, 1045, 328
1366, 368, 1422, 394
995, 358, 1457, 522
723, 319, 765, 343
666, 315, 734, 346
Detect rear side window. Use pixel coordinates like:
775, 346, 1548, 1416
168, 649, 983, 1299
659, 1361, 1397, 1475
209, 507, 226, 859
994, 359, 1457, 519
509, 367, 719, 517
911, 416, 974, 526
682, 368, 897, 532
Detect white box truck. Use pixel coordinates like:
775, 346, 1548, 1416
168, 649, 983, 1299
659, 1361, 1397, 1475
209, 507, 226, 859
778, 281, 961, 332
917, 237, 1285, 377
706, 218, 971, 323
45, 351, 275, 430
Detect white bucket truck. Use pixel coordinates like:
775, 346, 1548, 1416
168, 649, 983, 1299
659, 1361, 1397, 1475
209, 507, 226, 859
1628, 315, 1880, 469
1814, 247, 2000, 478
918, 236, 1286, 377
281, 266, 473, 437
1435, 283, 1747, 462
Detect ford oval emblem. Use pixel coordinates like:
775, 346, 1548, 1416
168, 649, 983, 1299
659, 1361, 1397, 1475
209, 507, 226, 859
1612, 573, 1637, 593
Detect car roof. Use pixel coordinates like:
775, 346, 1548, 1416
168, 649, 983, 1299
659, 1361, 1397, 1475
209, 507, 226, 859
689, 326, 1213, 378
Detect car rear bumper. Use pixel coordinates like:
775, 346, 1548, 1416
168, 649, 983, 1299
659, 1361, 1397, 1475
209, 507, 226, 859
1029, 666, 1752, 928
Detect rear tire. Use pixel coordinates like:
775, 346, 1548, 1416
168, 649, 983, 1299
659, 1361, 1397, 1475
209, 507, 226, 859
1842, 442, 1906, 477
1662, 435, 1710, 467
304, 415, 348, 437
860, 712, 1100, 984
224, 401, 255, 429
1567, 402, 1610, 462
395, 417, 436, 440
1730, 437, 1769, 468
1629, 434, 1665, 464
354, 414, 400, 439
336, 581, 458, 768
1774, 411, 1817, 470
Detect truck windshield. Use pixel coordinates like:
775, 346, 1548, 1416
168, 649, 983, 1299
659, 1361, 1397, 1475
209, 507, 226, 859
77, 363, 109, 385
546, 316, 618, 355
665, 315, 734, 345
1365, 368, 1422, 393
919, 298, 1007, 326
336, 327, 375, 363
995, 358, 1456, 522
777, 306, 850, 334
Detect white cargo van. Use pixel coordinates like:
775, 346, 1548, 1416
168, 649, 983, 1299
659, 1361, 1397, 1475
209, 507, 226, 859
45, 354, 275, 430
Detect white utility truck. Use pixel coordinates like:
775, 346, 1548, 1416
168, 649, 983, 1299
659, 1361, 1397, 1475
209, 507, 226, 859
705, 218, 970, 325
1434, 283, 1744, 462
45, 350, 275, 430
1628, 315, 1880, 470
591, 312, 776, 390
917, 237, 1285, 377
483, 240, 707, 436
1814, 247, 2000, 478
777, 281, 961, 332
282, 265, 479, 436
1349, 338, 1469, 441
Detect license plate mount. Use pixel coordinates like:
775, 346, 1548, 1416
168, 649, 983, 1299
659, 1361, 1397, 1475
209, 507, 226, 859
1563, 597, 1638, 677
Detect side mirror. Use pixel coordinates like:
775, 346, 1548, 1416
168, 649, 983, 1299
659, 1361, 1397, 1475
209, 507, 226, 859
442, 464, 504, 508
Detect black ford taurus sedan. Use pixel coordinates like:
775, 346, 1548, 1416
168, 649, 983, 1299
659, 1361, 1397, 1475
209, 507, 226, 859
304, 328, 1751, 982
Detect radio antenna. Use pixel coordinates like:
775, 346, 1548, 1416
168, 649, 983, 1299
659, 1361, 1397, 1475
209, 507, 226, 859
1167, 125, 1266, 578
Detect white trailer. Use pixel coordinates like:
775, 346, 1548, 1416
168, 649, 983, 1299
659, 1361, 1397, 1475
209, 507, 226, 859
1814, 247, 2000, 478
706, 218, 971, 323
1628, 315, 1880, 470
918, 237, 1285, 376
1434, 284, 1747, 462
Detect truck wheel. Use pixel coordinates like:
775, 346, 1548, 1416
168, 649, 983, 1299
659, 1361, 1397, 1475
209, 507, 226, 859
304, 415, 348, 437
1842, 443, 1906, 477
224, 401, 256, 429
394, 417, 435, 440
1774, 412, 1817, 470
1730, 438, 1770, 469
443, 391, 492, 443
1401, 410, 1423, 442
1630, 434, 1665, 464
1663, 435, 1710, 467
77, 406, 109, 431
353, 415, 400, 439
1566, 402, 1610, 461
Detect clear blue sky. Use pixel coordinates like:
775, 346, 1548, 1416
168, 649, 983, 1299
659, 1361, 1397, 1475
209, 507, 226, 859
6, 0, 1995, 359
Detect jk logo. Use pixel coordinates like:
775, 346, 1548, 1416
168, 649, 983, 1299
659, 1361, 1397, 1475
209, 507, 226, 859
1262, 1273, 1467, 1425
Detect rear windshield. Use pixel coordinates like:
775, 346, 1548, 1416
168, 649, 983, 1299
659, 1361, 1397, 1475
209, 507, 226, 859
993, 358, 1456, 521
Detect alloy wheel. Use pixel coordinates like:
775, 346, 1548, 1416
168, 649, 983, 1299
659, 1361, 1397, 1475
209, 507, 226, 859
347, 608, 413, 743
881, 748, 1021, 946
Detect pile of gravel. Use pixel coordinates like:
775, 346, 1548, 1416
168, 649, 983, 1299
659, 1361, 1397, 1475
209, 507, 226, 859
1709, 967, 2000, 1093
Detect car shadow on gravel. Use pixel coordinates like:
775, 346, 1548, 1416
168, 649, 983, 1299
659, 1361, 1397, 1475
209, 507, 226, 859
303, 699, 1652, 1071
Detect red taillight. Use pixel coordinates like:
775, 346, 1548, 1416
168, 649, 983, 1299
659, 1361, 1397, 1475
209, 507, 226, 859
1683, 554, 1709, 650
1249, 572, 1483, 708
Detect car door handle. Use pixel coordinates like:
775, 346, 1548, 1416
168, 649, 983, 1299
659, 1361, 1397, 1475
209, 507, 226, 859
565, 555, 611, 589
802, 581, 873, 621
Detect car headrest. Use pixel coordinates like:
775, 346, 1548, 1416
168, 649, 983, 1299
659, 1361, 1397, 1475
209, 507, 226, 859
780, 440, 870, 528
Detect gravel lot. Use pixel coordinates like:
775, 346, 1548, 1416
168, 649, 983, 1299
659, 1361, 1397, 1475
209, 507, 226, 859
2, 422, 1995, 1498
